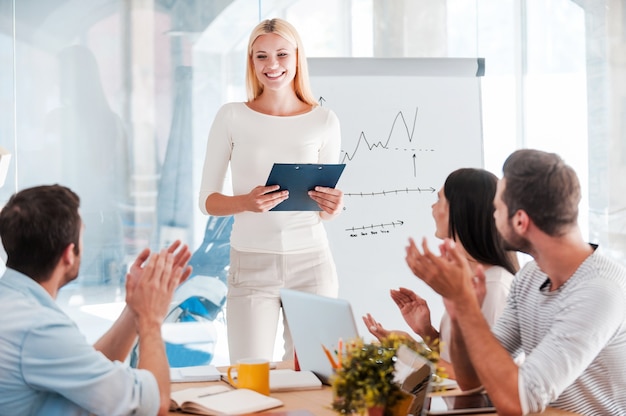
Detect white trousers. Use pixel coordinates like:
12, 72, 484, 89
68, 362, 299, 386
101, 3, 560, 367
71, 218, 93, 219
226, 246, 339, 364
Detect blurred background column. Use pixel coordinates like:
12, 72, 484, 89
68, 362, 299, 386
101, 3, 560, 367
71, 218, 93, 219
373, 0, 447, 57
583, 0, 626, 261
122, 0, 158, 257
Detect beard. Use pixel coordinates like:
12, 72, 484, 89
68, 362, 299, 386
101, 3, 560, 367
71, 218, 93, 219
500, 220, 532, 255
62, 257, 81, 287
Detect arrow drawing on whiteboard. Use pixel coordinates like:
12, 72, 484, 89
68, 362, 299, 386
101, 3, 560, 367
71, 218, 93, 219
346, 220, 404, 237
344, 187, 436, 197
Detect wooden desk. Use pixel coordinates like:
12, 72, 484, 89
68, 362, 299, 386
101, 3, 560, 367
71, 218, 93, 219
169, 364, 578, 416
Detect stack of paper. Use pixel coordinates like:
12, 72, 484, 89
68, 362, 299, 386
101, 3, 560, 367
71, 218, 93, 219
170, 365, 221, 382
433, 378, 459, 391
269, 369, 322, 392
221, 369, 322, 392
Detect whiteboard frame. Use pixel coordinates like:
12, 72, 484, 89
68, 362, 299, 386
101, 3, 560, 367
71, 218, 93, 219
308, 57, 486, 341
309, 57, 485, 77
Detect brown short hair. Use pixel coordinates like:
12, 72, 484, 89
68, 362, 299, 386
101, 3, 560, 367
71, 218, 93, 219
0, 185, 81, 281
502, 149, 580, 236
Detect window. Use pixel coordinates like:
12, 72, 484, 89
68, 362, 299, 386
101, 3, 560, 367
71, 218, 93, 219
1, 0, 607, 364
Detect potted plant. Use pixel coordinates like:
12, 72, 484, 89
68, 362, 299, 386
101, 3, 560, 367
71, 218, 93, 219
330, 334, 443, 416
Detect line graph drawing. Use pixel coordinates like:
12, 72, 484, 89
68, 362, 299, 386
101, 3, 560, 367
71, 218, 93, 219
336, 107, 435, 171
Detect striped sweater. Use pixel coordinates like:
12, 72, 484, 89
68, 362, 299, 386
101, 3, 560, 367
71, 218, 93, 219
492, 249, 626, 415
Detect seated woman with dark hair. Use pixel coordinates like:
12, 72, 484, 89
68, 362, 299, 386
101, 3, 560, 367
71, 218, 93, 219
364, 168, 519, 380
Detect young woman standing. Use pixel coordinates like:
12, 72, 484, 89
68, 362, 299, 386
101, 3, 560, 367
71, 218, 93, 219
198, 18, 344, 363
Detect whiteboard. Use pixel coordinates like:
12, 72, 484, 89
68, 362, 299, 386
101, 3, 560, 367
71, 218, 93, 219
309, 58, 484, 342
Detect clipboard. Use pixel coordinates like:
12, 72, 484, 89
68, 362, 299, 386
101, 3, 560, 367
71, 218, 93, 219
265, 163, 346, 211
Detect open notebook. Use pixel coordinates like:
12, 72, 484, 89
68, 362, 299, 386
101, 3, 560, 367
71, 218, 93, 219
170, 385, 282, 415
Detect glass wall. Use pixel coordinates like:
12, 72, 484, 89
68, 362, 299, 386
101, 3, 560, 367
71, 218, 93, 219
2, 0, 620, 363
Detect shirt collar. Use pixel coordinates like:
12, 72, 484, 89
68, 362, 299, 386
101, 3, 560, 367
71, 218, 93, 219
0, 268, 59, 309
538, 243, 599, 292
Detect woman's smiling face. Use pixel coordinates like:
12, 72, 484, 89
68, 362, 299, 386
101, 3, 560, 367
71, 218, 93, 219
251, 33, 298, 92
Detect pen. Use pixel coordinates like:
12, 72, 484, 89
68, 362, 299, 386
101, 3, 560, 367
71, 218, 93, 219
322, 344, 338, 369
337, 338, 343, 368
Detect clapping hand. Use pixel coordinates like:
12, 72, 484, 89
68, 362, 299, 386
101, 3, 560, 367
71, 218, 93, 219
405, 237, 480, 321
126, 240, 192, 290
362, 313, 414, 342
390, 287, 433, 336
125, 240, 192, 323
363, 313, 391, 340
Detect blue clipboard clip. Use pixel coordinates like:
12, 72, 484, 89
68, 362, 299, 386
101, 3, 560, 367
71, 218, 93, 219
265, 163, 346, 211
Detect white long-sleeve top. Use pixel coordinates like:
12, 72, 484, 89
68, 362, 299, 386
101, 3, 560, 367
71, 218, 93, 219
198, 102, 341, 254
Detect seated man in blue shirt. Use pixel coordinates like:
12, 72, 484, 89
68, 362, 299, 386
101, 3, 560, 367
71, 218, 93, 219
0, 184, 192, 416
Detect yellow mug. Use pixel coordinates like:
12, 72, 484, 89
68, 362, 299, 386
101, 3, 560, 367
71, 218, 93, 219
227, 358, 270, 396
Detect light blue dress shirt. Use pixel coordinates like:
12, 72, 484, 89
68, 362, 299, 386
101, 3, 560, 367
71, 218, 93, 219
0, 269, 160, 416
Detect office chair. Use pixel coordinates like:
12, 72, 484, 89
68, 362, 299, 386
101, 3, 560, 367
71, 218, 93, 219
129, 274, 227, 368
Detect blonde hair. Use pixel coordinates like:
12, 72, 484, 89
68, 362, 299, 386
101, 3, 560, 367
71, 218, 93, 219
245, 18, 318, 106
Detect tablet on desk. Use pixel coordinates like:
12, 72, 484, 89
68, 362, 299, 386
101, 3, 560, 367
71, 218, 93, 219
265, 163, 346, 211
425, 392, 496, 415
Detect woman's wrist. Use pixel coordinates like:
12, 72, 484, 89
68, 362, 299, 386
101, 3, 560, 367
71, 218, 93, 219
417, 325, 440, 346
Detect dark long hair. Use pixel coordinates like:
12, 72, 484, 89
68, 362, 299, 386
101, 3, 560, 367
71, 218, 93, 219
444, 168, 518, 275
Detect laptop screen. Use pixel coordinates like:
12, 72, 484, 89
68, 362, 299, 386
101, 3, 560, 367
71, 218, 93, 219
280, 288, 359, 384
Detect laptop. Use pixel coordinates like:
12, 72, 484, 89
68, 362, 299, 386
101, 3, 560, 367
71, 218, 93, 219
279, 289, 495, 415
279, 288, 359, 385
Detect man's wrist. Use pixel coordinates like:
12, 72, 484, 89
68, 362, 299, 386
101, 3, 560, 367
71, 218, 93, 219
447, 290, 480, 323
136, 317, 162, 337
